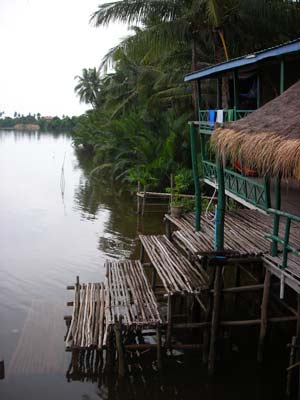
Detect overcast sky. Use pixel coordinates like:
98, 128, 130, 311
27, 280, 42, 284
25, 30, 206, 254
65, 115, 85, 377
0, 0, 128, 117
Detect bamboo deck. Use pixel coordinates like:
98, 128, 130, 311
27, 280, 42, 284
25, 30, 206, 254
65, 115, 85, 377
65, 260, 161, 351
166, 210, 272, 257
139, 234, 208, 294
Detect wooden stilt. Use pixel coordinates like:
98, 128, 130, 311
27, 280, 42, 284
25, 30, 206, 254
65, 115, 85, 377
208, 266, 223, 375
137, 182, 141, 214
142, 186, 147, 216
139, 244, 145, 264
286, 336, 297, 396
156, 326, 162, 370
167, 294, 173, 348
151, 267, 157, 290
296, 295, 300, 400
257, 269, 271, 363
165, 218, 172, 241
203, 268, 215, 364
233, 263, 240, 309
114, 319, 126, 377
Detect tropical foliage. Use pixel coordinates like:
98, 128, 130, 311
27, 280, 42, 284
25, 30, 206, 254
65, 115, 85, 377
73, 0, 300, 191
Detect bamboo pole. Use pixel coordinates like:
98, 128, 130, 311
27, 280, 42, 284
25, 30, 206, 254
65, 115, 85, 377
258, 269, 271, 363
114, 319, 125, 377
167, 294, 173, 348
286, 336, 297, 396
156, 326, 162, 370
137, 182, 141, 214
208, 266, 223, 375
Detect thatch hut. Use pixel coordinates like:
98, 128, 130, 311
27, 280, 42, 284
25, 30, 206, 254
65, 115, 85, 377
212, 81, 300, 180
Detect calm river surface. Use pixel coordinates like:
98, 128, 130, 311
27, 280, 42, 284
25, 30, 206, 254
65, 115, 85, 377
0, 131, 287, 399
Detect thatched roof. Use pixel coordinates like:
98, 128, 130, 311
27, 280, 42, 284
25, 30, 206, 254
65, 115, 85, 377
212, 81, 300, 179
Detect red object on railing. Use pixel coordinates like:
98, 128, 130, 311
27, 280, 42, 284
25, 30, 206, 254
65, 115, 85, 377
233, 161, 257, 177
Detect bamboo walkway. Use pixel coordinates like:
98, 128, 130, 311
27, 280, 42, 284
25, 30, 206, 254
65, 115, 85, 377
139, 234, 208, 294
167, 210, 299, 255
65, 260, 161, 351
166, 209, 273, 257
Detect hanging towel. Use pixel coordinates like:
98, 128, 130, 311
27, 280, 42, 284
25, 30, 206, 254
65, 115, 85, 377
216, 110, 224, 124
208, 110, 215, 127
227, 109, 234, 122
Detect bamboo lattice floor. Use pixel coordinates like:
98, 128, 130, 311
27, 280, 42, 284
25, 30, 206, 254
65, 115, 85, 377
139, 234, 208, 294
65, 260, 161, 350
166, 210, 273, 257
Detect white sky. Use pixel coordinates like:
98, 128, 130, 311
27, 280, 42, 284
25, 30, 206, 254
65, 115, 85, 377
0, 0, 128, 117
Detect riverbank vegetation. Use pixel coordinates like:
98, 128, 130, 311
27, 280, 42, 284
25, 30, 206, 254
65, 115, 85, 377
73, 0, 300, 191
0, 114, 79, 132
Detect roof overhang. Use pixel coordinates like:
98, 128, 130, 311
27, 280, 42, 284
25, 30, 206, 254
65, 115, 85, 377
184, 39, 300, 82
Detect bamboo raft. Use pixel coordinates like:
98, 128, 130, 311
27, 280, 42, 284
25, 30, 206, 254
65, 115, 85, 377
65, 260, 162, 351
105, 259, 162, 326
139, 234, 208, 294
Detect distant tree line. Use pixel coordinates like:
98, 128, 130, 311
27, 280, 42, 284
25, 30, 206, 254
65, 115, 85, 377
0, 113, 80, 132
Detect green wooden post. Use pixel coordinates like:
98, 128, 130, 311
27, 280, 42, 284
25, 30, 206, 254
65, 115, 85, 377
233, 69, 239, 120
271, 175, 281, 256
264, 176, 271, 209
197, 80, 202, 116
217, 78, 222, 109
282, 218, 291, 269
257, 72, 261, 109
190, 122, 201, 231
280, 60, 285, 94
216, 156, 225, 251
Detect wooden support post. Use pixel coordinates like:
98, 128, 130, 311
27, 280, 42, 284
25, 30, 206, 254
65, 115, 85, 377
139, 244, 145, 264
286, 336, 297, 396
167, 294, 173, 348
156, 325, 162, 370
137, 182, 141, 214
280, 59, 285, 95
105, 328, 115, 373
208, 266, 223, 375
296, 295, 300, 400
257, 71, 261, 109
271, 175, 281, 256
189, 122, 201, 231
151, 267, 157, 291
216, 155, 225, 251
258, 269, 271, 363
217, 77, 222, 109
233, 69, 239, 119
233, 263, 241, 309
114, 319, 126, 377
165, 218, 172, 241
142, 186, 147, 216
203, 268, 215, 364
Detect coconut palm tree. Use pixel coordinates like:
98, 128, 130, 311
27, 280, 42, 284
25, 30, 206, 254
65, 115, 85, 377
74, 68, 102, 109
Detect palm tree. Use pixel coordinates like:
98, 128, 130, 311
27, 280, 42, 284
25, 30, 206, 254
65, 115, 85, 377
91, 0, 300, 110
74, 68, 102, 109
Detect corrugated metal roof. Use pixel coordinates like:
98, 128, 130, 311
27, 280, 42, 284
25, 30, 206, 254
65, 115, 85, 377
184, 38, 300, 82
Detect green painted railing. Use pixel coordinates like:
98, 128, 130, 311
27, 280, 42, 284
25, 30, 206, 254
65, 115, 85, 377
198, 109, 253, 133
265, 208, 300, 270
203, 160, 269, 209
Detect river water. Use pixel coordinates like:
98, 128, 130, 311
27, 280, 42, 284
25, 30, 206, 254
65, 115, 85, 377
0, 131, 287, 399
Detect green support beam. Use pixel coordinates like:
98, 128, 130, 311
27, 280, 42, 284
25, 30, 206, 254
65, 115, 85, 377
280, 59, 285, 94
271, 175, 282, 256
217, 78, 222, 109
215, 156, 225, 251
257, 72, 261, 109
189, 122, 201, 231
233, 69, 239, 119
